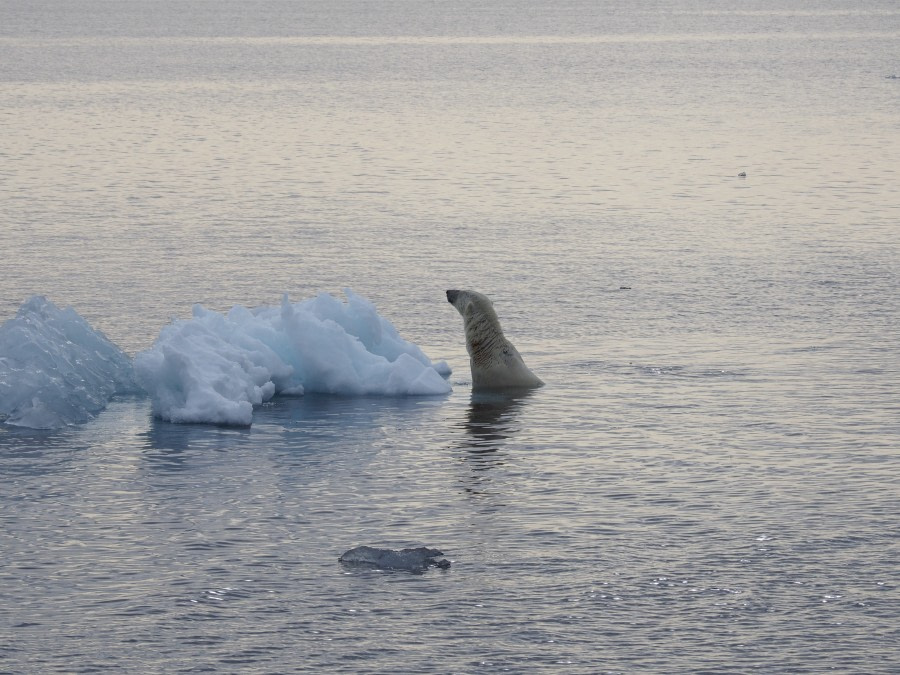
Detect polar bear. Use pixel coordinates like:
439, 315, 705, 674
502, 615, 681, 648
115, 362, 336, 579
446, 289, 544, 390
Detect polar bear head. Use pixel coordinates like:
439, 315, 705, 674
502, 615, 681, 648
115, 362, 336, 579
446, 289, 503, 351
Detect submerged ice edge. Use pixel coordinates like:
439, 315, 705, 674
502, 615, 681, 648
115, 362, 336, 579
1, 290, 452, 430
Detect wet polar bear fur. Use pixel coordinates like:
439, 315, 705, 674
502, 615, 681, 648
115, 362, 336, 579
446, 289, 543, 390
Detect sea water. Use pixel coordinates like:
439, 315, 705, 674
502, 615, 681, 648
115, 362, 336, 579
1, 1, 899, 672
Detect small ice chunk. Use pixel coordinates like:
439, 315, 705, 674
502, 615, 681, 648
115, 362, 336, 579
0, 296, 138, 429
338, 546, 451, 571
134, 289, 451, 425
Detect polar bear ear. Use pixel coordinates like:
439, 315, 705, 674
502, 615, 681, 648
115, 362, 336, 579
463, 300, 476, 319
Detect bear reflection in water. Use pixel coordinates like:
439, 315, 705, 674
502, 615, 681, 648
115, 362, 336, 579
463, 390, 535, 452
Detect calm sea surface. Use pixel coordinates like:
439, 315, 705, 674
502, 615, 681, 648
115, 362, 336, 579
2, 1, 899, 672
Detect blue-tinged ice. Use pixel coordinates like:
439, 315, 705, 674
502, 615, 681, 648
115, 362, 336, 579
134, 289, 451, 426
0, 296, 138, 429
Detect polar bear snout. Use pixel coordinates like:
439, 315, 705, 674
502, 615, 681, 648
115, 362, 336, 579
446, 290, 460, 304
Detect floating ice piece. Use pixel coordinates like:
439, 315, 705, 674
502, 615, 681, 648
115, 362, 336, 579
134, 289, 451, 426
338, 546, 451, 571
0, 296, 138, 429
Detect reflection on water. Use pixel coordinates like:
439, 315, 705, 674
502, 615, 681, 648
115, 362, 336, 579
452, 390, 536, 504
138, 394, 447, 471
460, 390, 535, 457
0, 425, 85, 478
142, 418, 251, 452
139, 420, 251, 472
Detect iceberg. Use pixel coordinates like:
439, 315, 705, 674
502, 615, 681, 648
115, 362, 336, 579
0, 296, 138, 429
135, 289, 451, 426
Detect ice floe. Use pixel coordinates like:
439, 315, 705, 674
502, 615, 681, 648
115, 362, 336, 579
0, 296, 138, 429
